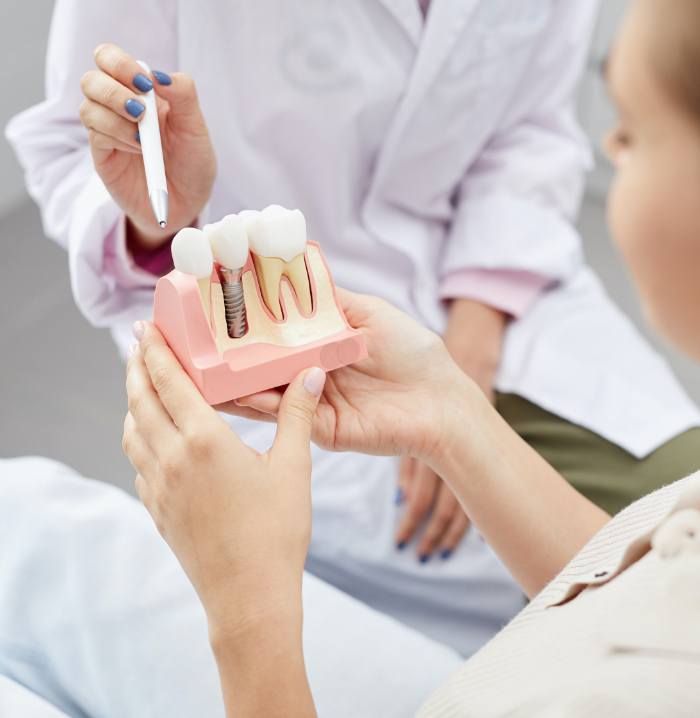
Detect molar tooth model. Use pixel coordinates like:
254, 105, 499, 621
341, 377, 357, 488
152, 207, 367, 404
247, 205, 313, 320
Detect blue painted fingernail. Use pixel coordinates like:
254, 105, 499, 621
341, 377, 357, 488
440, 549, 453, 560
152, 70, 172, 86
419, 554, 431, 564
396, 541, 407, 551
133, 73, 153, 92
395, 488, 404, 506
125, 99, 145, 117
135, 130, 140, 143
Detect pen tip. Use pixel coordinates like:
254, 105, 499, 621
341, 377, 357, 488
159, 221, 167, 228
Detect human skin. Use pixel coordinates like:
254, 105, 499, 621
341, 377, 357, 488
79, 43, 216, 251
123, 0, 700, 713
396, 299, 507, 561
604, 0, 700, 360
78, 42, 506, 554
124, 296, 606, 717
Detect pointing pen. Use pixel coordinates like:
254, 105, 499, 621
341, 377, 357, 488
136, 60, 168, 228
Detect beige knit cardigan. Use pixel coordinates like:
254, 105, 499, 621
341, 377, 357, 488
419, 472, 700, 717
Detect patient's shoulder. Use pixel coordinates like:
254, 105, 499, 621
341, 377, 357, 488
532, 472, 700, 613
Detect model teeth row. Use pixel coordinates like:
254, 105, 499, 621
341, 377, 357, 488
170, 205, 312, 323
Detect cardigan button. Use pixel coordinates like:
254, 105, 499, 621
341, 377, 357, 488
652, 508, 700, 559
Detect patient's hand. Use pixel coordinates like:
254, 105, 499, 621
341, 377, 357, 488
123, 321, 324, 632
394, 299, 507, 562
220, 289, 474, 464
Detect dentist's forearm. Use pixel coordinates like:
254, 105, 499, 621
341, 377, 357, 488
426, 379, 609, 597
126, 215, 178, 254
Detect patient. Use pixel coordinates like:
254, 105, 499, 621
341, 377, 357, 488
122, 0, 700, 714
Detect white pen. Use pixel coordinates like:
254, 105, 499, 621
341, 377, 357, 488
136, 60, 168, 228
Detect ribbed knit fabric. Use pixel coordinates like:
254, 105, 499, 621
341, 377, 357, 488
419, 472, 700, 717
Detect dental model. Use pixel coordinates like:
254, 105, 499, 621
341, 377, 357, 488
204, 215, 249, 338
153, 207, 367, 405
247, 205, 313, 321
171, 227, 214, 319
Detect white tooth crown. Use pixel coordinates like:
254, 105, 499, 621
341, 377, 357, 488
171, 227, 214, 278
248, 205, 307, 262
204, 215, 250, 270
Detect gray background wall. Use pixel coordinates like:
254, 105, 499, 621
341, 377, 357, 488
0, 0, 56, 214
1, 1, 697, 494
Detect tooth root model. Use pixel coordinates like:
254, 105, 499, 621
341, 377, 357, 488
204, 215, 250, 339
246, 205, 313, 321
171, 227, 214, 321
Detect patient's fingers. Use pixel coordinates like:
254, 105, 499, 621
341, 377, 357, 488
136, 322, 217, 434
125, 350, 179, 454
417, 484, 461, 560
134, 474, 154, 513
438, 511, 471, 559
214, 401, 278, 423
395, 463, 439, 553
122, 412, 158, 478
233, 389, 284, 416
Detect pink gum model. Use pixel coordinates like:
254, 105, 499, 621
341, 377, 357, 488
152, 242, 367, 404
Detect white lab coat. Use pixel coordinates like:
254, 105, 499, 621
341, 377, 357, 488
6, 0, 699, 653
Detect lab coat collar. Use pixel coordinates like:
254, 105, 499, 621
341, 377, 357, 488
367, 0, 480, 197
375, 0, 423, 46
376, 0, 480, 109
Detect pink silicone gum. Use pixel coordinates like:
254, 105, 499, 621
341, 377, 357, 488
152, 241, 367, 404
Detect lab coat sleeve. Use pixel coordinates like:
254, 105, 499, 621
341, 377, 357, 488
5, 0, 177, 327
440, 0, 600, 316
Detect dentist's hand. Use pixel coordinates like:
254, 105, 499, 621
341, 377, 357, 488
220, 289, 471, 466
123, 321, 324, 631
80, 43, 216, 252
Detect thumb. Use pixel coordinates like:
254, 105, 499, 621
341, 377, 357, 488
272, 367, 326, 457
152, 71, 205, 125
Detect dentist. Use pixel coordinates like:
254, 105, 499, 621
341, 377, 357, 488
7, 0, 700, 657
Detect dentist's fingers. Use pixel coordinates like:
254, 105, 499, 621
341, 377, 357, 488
80, 70, 146, 123
135, 321, 227, 437
395, 463, 439, 553
80, 100, 142, 147
417, 483, 462, 560
438, 511, 471, 560
88, 129, 142, 156
93, 43, 153, 96
150, 71, 206, 126
397, 456, 415, 505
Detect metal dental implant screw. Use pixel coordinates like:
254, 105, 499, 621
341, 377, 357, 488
219, 267, 248, 338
